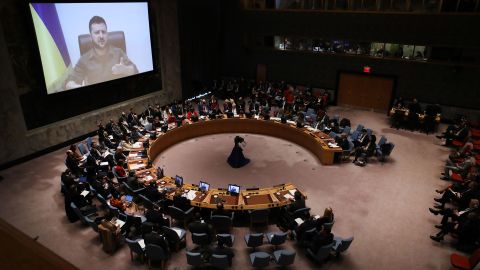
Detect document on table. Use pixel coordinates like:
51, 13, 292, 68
132, 142, 143, 148
145, 175, 153, 181
283, 194, 294, 200
270, 117, 281, 121
328, 142, 339, 148
80, 190, 90, 197
288, 189, 297, 196
129, 163, 145, 170
295, 218, 304, 225
186, 190, 198, 201
172, 228, 183, 238
114, 219, 125, 228
138, 239, 145, 250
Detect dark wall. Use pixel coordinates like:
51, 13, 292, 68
1, 0, 163, 130
177, 0, 223, 98
218, 6, 480, 109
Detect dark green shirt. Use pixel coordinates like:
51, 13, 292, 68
67, 45, 138, 86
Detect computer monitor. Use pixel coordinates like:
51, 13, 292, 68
228, 184, 240, 195
125, 195, 133, 203
199, 181, 210, 192
175, 175, 183, 187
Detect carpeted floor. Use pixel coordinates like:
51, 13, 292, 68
0, 106, 458, 269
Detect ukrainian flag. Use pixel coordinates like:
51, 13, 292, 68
30, 3, 71, 93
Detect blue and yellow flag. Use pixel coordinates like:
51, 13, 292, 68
30, 3, 71, 93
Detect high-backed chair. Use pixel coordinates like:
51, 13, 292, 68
211, 254, 229, 269
323, 221, 334, 231
168, 205, 194, 228
210, 212, 234, 233
450, 248, 480, 270
293, 207, 311, 220
217, 234, 235, 248
267, 232, 288, 250
78, 31, 126, 55
307, 242, 334, 264
273, 249, 296, 267
249, 251, 270, 268
191, 233, 211, 251
125, 238, 145, 262
96, 193, 110, 209
145, 244, 167, 270
249, 209, 269, 229
123, 181, 146, 195
162, 226, 186, 252
77, 142, 90, 156
332, 236, 354, 256
186, 251, 204, 268
70, 202, 97, 225
244, 233, 264, 251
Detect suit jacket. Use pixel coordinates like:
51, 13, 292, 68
145, 209, 168, 227
144, 232, 170, 254
173, 195, 191, 212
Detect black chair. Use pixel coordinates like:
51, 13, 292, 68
162, 226, 186, 252
191, 233, 211, 252
273, 249, 296, 267
244, 233, 264, 251
210, 211, 234, 233
186, 251, 204, 268
249, 209, 269, 229
125, 238, 145, 263
249, 251, 270, 268
217, 234, 235, 248
145, 244, 167, 270
168, 205, 194, 228
210, 254, 229, 269
266, 231, 288, 250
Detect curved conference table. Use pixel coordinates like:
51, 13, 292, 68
126, 116, 342, 211
148, 117, 342, 166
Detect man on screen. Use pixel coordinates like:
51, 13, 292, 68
65, 16, 138, 89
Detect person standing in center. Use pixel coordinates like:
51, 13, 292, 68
227, 136, 250, 168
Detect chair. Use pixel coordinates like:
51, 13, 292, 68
139, 194, 154, 209
77, 142, 90, 156
192, 233, 211, 251
244, 233, 264, 251
377, 135, 387, 146
266, 232, 288, 249
111, 167, 127, 182
79, 31, 126, 55
293, 207, 310, 220
107, 204, 120, 217
297, 227, 317, 246
342, 140, 354, 161
186, 251, 204, 268
125, 238, 145, 262
307, 242, 334, 264
168, 205, 194, 228
249, 209, 269, 229
210, 212, 234, 233
323, 221, 334, 231
145, 244, 167, 270
217, 234, 235, 248
162, 226, 186, 251
273, 249, 296, 267
332, 236, 354, 256
341, 126, 351, 135
70, 202, 97, 225
249, 251, 270, 268
210, 254, 229, 269
84, 215, 99, 233
96, 193, 109, 208
355, 124, 364, 132
377, 142, 395, 162
349, 130, 360, 141
123, 182, 146, 195
450, 248, 480, 270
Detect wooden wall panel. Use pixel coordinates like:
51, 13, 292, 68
337, 73, 394, 111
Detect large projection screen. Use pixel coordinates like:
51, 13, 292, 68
29, 2, 154, 94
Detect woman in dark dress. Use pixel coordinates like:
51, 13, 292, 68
227, 136, 250, 168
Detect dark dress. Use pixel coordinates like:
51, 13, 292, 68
227, 143, 250, 168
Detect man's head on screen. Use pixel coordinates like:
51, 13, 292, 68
89, 16, 108, 50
